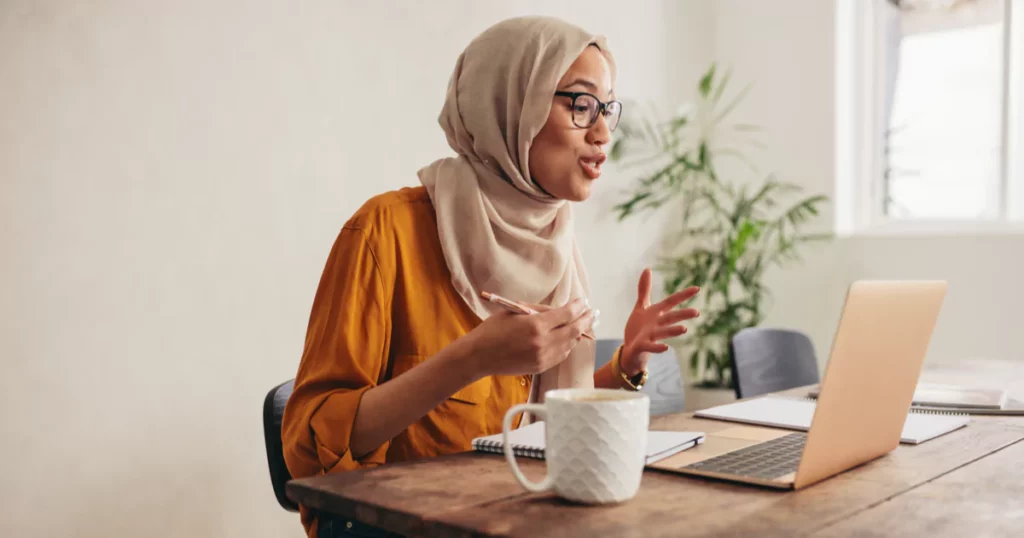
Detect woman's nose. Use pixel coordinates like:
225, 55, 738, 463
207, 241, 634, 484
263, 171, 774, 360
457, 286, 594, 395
586, 114, 611, 146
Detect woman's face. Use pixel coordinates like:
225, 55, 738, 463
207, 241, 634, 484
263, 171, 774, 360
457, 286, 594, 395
529, 46, 615, 202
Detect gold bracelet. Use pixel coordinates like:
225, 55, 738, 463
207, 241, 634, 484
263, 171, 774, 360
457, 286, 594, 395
611, 345, 648, 391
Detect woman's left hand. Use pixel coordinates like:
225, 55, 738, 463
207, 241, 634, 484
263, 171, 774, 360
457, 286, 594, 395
620, 268, 701, 377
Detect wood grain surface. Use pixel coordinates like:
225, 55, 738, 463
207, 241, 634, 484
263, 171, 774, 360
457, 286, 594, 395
286, 359, 1024, 537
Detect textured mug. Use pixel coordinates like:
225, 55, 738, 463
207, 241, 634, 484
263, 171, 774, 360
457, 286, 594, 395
501, 388, 650, 504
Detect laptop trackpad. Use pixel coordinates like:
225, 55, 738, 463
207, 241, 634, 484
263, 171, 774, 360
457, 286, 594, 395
650, 426, 791, 469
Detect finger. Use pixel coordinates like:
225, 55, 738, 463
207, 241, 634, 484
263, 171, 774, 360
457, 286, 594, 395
659, 308, 701, 325
487, 310, 520, 322
545, 317, 591, 368
541, 337, 581, 372
650, 324, 687, 341
523, 302, 554, 313
528, 297, 594, 315
635, 341, 670, 354
538, 298, 588, 329
552, 309, 595, 342
654, 286, 701, 313
635, 268, 653, 309
561, 332, 585, 358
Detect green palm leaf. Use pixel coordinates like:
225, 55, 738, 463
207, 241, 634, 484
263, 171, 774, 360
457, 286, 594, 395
609, 64, 832, 388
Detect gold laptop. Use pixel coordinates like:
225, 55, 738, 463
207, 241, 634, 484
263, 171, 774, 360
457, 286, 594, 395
650, 280, 948, 490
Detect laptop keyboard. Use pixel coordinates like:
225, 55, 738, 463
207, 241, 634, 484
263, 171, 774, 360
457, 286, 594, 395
684, 432, 807, 480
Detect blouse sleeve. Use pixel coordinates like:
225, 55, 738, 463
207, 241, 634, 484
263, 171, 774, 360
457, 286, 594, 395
282, 224, 393, 477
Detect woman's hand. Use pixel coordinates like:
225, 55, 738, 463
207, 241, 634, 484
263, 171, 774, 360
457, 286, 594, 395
460, 299, 594, 378
620, 268, 701, 377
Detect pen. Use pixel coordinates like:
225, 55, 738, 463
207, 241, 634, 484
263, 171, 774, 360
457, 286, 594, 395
481, 291, 595, 340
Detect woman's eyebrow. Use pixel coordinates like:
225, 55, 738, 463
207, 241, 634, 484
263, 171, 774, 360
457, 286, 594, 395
561, 78, 599, 92
559, 78, 615, 99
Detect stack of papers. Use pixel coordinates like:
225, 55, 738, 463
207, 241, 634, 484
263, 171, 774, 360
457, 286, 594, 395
808, 382, 1024, 415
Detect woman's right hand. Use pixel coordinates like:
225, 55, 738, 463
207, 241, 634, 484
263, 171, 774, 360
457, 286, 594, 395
459, 298, 594, 378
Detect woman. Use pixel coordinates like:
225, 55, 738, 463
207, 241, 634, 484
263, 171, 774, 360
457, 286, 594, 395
282, 16, 701, 538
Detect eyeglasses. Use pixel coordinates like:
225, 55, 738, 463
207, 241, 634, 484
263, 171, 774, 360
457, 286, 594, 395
554, 91, 622, 132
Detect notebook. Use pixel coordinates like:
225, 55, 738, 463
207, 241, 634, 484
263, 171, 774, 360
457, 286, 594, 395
471, 422, 705, 465
910, 397, 1024, 416
808, 382, 1008, 410
694, 396, 969, 445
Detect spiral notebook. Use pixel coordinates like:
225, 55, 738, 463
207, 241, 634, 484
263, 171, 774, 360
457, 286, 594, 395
471, 422, 706, 465
694, 396, 969, 445
808, 382, 1008, 410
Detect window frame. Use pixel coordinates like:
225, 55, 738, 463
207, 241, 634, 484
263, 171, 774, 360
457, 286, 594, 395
835, 0, 1024, 236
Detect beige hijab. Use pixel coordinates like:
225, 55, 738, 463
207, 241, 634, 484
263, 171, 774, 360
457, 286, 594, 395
418, 16, 615, 404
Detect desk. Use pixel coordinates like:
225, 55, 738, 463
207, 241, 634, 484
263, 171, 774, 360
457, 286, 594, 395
287, 359, 1024, 537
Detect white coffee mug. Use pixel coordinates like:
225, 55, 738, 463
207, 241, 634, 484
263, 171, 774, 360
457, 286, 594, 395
501, 388, 650, 504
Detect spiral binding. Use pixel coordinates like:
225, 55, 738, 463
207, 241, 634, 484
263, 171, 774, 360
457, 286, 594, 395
472, 439, 546, 460
908, 406, 969, 417
797, 395, 968, 417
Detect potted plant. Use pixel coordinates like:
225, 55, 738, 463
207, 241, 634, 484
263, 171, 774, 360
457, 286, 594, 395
609, 65, 831, 409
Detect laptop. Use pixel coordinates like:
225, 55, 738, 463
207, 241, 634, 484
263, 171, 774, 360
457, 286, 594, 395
647, 280, 948, 490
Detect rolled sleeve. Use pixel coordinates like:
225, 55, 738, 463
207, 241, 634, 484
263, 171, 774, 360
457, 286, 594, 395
309, 386, 389, 472
282, 224, 393, 480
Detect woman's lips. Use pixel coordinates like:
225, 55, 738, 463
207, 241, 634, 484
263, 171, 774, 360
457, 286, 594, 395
579, 154, 606, 180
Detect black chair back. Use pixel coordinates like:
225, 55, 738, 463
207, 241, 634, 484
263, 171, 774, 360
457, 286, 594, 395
263, 379, 298, 512
729, 328, 820, 399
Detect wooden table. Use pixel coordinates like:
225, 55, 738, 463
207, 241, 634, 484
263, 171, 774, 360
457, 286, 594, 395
287, 359, 1024, 537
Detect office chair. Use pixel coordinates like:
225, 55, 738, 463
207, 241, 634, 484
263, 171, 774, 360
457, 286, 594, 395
263, 379, 298, 512
728, 327, 820, 399
595, 338, 685, 416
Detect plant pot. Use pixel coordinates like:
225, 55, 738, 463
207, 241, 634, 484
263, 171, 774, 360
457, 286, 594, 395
683, 384, 736, 412
671, 343, 737, 412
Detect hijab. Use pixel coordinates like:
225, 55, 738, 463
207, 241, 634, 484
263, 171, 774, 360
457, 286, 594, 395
417, 16, 616, 405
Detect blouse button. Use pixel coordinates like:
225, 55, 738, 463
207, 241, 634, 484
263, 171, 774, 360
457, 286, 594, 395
520, 377, 528, 387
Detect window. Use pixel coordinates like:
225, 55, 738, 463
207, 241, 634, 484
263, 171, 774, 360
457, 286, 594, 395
836, 0, 1024, 234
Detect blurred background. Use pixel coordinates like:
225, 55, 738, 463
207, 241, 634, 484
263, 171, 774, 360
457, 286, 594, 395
2, 1, 1021, 536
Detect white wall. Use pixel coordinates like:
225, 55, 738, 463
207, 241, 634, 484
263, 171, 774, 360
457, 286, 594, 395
707, 0, 1024, 366
0, 1, 712, 537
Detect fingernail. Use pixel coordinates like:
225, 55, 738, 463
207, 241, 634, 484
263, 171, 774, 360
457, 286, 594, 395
593, 308, 601, 319
591, 319, 601, 330
584, 297, 590, 308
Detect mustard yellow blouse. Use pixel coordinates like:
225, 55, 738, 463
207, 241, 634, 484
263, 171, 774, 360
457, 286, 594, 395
281, 186, 533, 537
